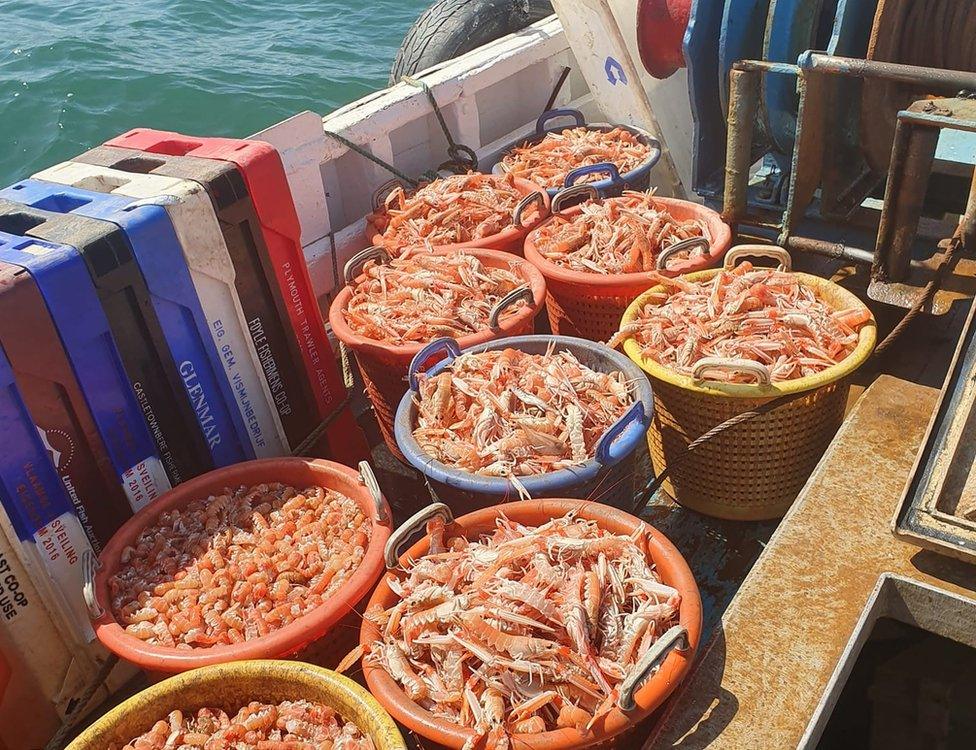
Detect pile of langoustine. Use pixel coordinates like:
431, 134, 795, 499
368, 173, 539, 254
108, 482, 370, 648
341, 250, 529, 345
530, 191, 711, 274
111, 701, 375, 750
412, 346, 634, 490
612, 263, 872, 383
500, 127, 652, 189
366, 511, 681, 750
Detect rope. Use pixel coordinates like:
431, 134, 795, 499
401, 75, 478, 173
289, 394, 356, 458
631, 225, 968, 514
322, 129, 418, 187
44, 655, 119, 750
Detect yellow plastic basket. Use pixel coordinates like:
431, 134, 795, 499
620, 246, 877, 520
67, 660, 406, 750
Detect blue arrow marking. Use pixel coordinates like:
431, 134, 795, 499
605, 56, 628, 86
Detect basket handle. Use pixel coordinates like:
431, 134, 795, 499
656, 236, 712, 271
617, 625, 689, 711
692, 357, 772, 385
359, 461, 391, 526
343, 246, 391, 285
372, 178, 405, 211
82, 549, 103, 620
551, 184, 600, 213
536, 108, 586, 134
408, 337, 461, 391
489, 285, 534, 329
513, 190, 547, 228
595, 401, 647, 466
724, 244, 792, 272
564, 162, 623, 189
384, 502, 454, 568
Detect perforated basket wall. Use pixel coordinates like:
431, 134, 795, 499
544, 280, 642, 343
647, 377, 849, 520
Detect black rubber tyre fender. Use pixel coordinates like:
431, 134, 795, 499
390, 0, 555, 84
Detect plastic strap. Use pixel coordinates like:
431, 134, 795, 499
343, 246, 390, 285
384, 503, 454, 568
595, 401, 647, 465
551, 184, 600, 213
82, 549, 102, 620
489, 286, 534, 328
407, 338, 461, 391
724, 244, 792, 272
564, 161, 623, 188
618, 625, 689, 711
536, 108, 586, 133
358, 461, 391, 525
692, 357, 772, 385
656, 236, 712, 270
513, 191, 546, 228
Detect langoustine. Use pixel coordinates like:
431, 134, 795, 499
108, 483, 370, 648
342, 249, 528, 345
612, 263, 872, 382
411, 346, 634, 488
500, 127, 652, 189
530, 191, 711, 274
366, 511, 681, 750
368, 173, 539, 254
110, 700, 375, 750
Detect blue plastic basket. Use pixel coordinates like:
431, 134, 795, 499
491, 108, 662, 197
394, 335, 653, 512
0, 231, 171, 511
0, 180, 254, 469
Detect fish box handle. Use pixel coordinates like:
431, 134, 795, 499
596, 401, 647, 465
618, 625, 689, 711
384, 502, 454, 568
82, 549, 103, 620
372, 178, 406, 211
656, 236, 712, 271
408, 337, 462, 391
551, 184, 600, 213
513, 190, 547, 228
564, 162, 623, 189
724, 244, 792, 272
343, 246, 391, 285
359, 461, 391, 526
692, 357, 772, 386
536, 108, 586, 134
489, 285, 535, 329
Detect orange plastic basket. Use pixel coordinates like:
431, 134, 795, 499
365, 175, 550, 256
88, 458, 393, 676
523, 188, 731, 342
362, 499, 702, 750
329, 247, 546, 459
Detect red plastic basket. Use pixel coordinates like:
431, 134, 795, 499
89, 458, 392, 676
523, 191, 731, 342
105, 128, 368, 465
329, 248, 546, 459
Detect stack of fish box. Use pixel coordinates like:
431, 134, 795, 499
0, 129, 367, 745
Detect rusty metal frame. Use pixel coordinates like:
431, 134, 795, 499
722, 53, 976, 312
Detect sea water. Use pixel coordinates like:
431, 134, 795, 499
0, 0, 427, 184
